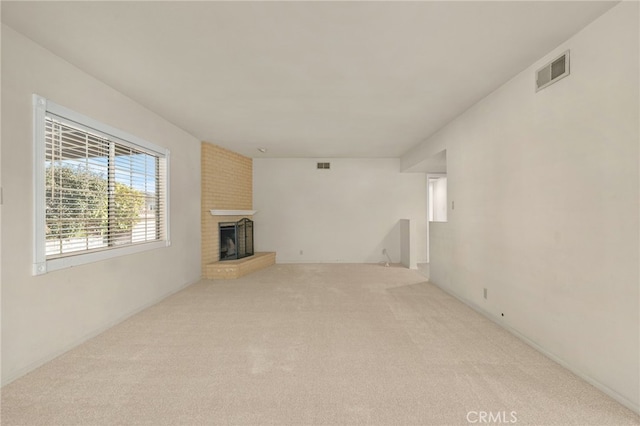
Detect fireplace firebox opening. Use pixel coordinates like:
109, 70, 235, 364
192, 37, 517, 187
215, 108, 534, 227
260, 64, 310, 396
219, 218, 254, 261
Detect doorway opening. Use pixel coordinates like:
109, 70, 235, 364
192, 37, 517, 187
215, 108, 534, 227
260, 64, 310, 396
426, 174, 447, 265
428, 176, 448, 223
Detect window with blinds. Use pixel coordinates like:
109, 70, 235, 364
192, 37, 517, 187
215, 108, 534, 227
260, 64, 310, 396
33, 95, 169, 275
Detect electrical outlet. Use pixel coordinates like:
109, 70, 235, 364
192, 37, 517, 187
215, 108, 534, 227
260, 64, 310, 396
483, 288, 487, 299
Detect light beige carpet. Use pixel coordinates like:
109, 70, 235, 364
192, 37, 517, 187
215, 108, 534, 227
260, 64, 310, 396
2, 264, 638, 425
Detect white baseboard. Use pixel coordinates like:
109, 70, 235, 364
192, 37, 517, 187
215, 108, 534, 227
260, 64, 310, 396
273, 260, 427, 265
1, 278, 199, 387
430, 281, 640, 416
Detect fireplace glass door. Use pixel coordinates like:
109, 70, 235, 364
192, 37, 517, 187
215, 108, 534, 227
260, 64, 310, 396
219, 218, 254, 260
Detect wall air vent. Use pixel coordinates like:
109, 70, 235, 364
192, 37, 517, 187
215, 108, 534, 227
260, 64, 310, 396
536, 50, 569, 92
317, 162, 330, 169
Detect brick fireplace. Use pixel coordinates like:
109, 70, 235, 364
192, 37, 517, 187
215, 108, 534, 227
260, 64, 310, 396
201, 142, 274, 279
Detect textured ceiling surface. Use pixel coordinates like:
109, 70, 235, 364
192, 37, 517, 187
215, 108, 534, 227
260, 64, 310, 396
2, 1, 616, 158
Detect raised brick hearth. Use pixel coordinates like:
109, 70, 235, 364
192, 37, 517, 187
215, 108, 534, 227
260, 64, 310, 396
205, 252, 276, 279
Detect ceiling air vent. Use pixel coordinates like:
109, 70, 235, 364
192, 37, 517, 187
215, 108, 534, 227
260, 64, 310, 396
536, 50, 569, 92
317, 162, 330, 170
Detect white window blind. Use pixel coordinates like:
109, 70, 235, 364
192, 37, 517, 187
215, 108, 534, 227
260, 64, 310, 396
33, 95, 169, 275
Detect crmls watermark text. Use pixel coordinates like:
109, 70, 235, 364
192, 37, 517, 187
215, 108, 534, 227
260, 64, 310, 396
466, 411, 518, 424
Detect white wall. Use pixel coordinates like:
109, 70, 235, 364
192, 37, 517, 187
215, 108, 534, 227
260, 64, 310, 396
402, 3, 639, 412
1, 25, 202, 384
428, 222, 450, 288
399, 219, 417, 269
253, 158, 426, 264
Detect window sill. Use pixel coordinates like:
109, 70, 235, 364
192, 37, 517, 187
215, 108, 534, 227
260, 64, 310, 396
33, 240, 170, 275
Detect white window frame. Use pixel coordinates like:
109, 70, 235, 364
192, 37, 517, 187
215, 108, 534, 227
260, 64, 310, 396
33, 94, 170, 275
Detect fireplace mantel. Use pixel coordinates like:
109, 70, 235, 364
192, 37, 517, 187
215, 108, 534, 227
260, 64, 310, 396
210, 209, 257, 216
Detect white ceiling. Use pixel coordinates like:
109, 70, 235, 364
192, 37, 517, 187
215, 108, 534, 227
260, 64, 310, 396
2, 1, 616, 159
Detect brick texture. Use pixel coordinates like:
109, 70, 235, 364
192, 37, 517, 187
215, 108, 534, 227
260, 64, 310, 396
201, 142, 253, 273
204, 252, 276, 280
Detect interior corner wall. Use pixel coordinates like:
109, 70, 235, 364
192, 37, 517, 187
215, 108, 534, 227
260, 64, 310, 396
253, 158, 427, 264
201, 142, 253, 270
1, 24, 202, 385
412, 3, 639, 411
